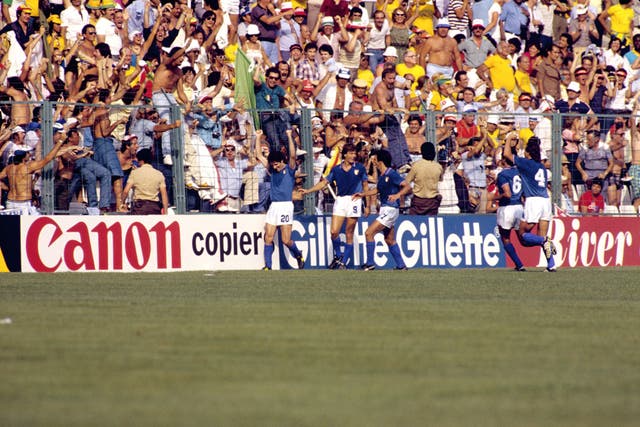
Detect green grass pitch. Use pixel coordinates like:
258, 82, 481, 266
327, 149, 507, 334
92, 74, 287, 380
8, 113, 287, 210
1, 268, 640, 426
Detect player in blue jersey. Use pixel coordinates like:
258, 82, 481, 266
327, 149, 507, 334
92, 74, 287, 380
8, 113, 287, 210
259, 129, 305, 270
357, 150, 410, 271
495, 156, 526, 271
300, 143, 368, 269
503, 136, 557, 271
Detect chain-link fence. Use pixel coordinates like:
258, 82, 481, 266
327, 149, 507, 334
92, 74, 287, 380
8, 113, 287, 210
1, 99, 638, 216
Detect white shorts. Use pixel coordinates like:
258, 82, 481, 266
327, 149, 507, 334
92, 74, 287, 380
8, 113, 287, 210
6, 200, 39, 215
497, 204, 523, 230
332, 195, 362, 218
376, 205, 399, 229
265, 201, 294, 226
220, 0, 239, 14
523, 197, 552, 223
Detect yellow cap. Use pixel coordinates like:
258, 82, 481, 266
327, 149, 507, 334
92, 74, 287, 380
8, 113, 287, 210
47, 14, 62, 24
86, 0, 101, 9
101, 0, 116, 9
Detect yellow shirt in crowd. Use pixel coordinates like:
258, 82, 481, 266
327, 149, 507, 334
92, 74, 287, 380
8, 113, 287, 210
607, 4, 634, 39
396, 62, 426, 90
484, 54, 516, 93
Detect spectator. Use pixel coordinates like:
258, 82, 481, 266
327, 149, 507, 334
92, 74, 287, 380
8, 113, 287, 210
460, 134, 490, 213
371, 68, 412, 171
64, 127, 112, 215
0, 5, 35, 50
367, 10, 390, 72
578, 177, 605, 215
575, 129, 614, 197
477, 40, 516, 93
0, 125, 66, 215
121, 148, 169, 215
536, 44, 563, 101
254, 65, 294, 154
418, 18, 462, 78
251, 0, 291, 65
387, 4, 419, 62
398, 141, 443, 215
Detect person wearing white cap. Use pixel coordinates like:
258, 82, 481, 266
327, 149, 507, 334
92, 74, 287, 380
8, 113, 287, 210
458, 19, 495, 90
0, 125, 67, 215
244, 24, 273, 67
418, 18, 462, 79
314, 16, 340, 61
317, 68, 354, 121
278, 2, 302, 61
555, 81, 591, 116
251, 0, 294, 64
569, 5, 598, 53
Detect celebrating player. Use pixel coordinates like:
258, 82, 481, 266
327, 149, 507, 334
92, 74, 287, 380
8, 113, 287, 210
495, 155, 526, 271
358, 149, 410, 271
502, 137, 557, 271
259, 129, 305, 270
300, 143, 367, 269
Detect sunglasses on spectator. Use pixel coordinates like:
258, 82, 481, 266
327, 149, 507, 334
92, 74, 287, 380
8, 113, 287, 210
86, 31, 96, 35
394, 13, 405, 16
225, 147, 236, 152
267, 75, 279, 80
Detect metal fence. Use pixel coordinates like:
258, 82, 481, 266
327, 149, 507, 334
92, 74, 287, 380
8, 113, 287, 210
1, 99, 638, 216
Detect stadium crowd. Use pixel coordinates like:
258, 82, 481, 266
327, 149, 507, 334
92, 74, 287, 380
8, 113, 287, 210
1, 0, 640, 216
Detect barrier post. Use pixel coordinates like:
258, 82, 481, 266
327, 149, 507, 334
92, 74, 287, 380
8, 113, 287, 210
551, 112, 563, 208
170, 104, 186, 214
300, 107, 316, 215
40, 100, 55, 215
425, 109, 437, 147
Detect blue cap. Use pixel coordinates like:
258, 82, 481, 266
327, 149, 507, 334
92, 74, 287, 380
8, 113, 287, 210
26, 122, 41, 132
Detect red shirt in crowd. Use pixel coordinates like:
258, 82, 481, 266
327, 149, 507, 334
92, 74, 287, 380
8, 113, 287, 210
578, 191, 604, 215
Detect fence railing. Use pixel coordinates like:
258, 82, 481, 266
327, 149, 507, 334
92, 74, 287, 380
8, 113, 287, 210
1, 99, 638, 216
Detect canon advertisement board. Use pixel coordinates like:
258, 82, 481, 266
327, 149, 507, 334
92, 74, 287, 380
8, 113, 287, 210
1, 214, 638, 273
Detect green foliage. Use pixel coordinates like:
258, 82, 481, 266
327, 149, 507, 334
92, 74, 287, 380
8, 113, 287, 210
1, 269, 640, 426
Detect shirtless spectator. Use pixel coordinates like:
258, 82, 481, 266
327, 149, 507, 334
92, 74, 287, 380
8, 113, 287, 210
343, 100, 384, 135
0, 77, 31, 128
405, 115, 426, 161
151, 42, 191, 166
92, 89, 129, 212
417, 18, 462, 79
372, 68, 412, 172
61, 128, 112, 215
76, 24, 98, 68
0, 125, 66, 215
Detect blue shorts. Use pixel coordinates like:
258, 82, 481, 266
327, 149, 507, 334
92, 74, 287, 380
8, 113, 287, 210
93, 137, 123, 177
